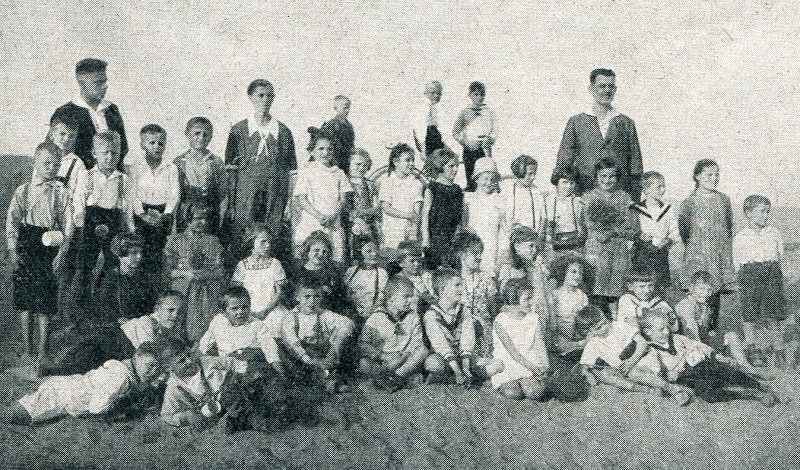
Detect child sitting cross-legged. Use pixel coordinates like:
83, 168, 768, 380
345, 239, 389, 323
358, 275, 430, 392
160, 348, 228, 428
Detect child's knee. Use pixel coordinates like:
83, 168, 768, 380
424, 353, 447, 374
520, 377, 547, 401
478, 358, 504, 377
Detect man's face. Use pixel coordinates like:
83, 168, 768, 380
590, 74, 616, 106
77, 71, 108, 102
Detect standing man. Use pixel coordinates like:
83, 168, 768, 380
51, 59, 128, 170
413, 81, 445, 158
553, 69, 643, 201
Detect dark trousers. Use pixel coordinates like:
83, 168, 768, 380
134, 203, 170, 277
463, 148, 486, 191
13, 225, 58, 313
677, 359, 765, 403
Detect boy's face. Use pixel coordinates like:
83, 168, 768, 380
425, 84, 442, 104
154, 296, 182, 330
334, 99, 351, 118
643, 178, 666, 200
49, 123, 77, 152
386, 285, 415, 317
629, 280, 654, 301
644, 317, 671, 344
399, 252, 423, 276
140, 132, 166, 160
249, 85, 275, 115
349, 154, 370, 177
296, 287, 324, 315
513, 240, 538, 263
187, 124, 212, 151
134, 353, 162, 385
94, 140, 121, 172
307, 242, 330, 266
468, 90, 485, 106
460, 245, 482, 272
590, 75, 616, 106
121, 246, 143, 270
596, 167, 618, 191
746, 204, 771, 228
690, 282, 715, 303
442, 158, 459, 181
77, 71, 108, 102
225, 297, 251, 326
189, 211, 210, 233
171, 353, 200, 380
557, 178, 576, 196
441, 276, 464, 300
34, 150, 61, 181
360, 242, 379, 266
564, 262, 583, 288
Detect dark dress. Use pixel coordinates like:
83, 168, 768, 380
426, 181, 463, 268
51, 102, 128, 170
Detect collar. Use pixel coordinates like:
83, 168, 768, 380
630, 295, 663, 309
631, 200, 671, 221
585, 106, 619, 119
247, 116, 280, 140
90, 167, 124, 179
470, 103, 487, 113
31, 175, 59, 187
72, 93, 111, 113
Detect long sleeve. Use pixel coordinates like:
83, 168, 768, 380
87, 361, 134, 415
280, 311, 307, 359
5, 184, 26, 251
554, 117, 577, 176
628, 119, 643, 176
224, 122, 244, 165
358, 322, 383, 361
197, 320, 217, 355
423, 309, 456, 360
452, 109, 468, 142
724, 195, 734, 240
165, 163, 180, 215
678, 197, 692, 245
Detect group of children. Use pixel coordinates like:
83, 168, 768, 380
1, 71, 791, 431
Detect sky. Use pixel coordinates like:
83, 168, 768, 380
1, 0, 799, 205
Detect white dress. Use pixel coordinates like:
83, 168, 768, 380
231, 256, 286, 315
550, 287, 589, 349
464, 191, 505, 275
491, 307, 548, 388
378, 172, 424, 248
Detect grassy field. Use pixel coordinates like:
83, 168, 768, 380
0, 155, 799, 469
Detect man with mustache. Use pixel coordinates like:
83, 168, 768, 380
553, 69, 643, 201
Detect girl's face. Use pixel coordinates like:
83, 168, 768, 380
557, 178, 576, 197
476, 172, 496, 194
360, 242, 379, 266
695, 165, 719, 191
154, 295, 183, 330
522, 164, 537, 186
596, 167, 618, 191
120, 246, 143, 271
252, 232, 272, 256
296, 287, 324, 315
225, 297, 251, 327
189, 212, 209, 234
460, 245, 482, 273
307, 242, 330, 267
349, 154, 369, 177
311, 138, 334, 166
513, 240, 538, 263
249, 85, 275, 115
564, 262, 583, 288
518, 290, 535, 311
186, 124, 213, 152
441, 276, 464, 301
385, 286, 415, 317
399, 252, 423, 276
393, 151, 415, 177
441, 158, 459, 182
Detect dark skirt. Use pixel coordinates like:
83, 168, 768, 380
13, 225, 58, 312
738, 261, 787, 323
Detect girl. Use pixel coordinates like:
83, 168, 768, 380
95, 232, 158, 323
503, 155, 547, 239
462, 157, 505, 276
545, 168, 586, 257
492, 279, 549, 400
293, 127, 352, 263
548, 255, 591, 357
379, 143, 424, 249
582, 158, 639, 315
174, 117, 225, 235
497, 225, 548, 295
421, 148, 463, 269
231, 229, 287, 321
164, 204, 225, 342
678, 159, 734, 332
345, 240, 389, 322
292, 231, 350, 317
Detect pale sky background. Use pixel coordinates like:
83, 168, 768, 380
2, 0, 799, 206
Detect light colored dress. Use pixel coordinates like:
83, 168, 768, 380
379, 172, 424, 248
463, 191, 505, 275
678, 190, 734, 288
491, 306, 548, 388
231, 256, 286, 316
582, 188, 636, 297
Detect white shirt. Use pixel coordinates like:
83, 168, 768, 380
412, 98, 440, 151
503, 180, 547, 233
631, 200, 679, 247
294, 161, 352, 217
733, 226, 784, 270
198, 314, 279, 363
586, 106, 620, 139
72, 93, 112, 131
246, 116, 281, 159
616, 294, 675, 327
580, 321, 640, 368
120, 314, 162, 349
125, 159, 180, 214
33, 153, 88, 227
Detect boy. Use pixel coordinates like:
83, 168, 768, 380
733, 195, 789, 368
413, 81, 445, 157
160, 350, 228, 428
616, 270, 676, 328
120, 290, 184, 348
359, 276, 429, 392
630, 171, 678, 293
6, 142, 74, 370
0, 342, 163, 425
452, 81, 496, 190
321, 95, 355, 173
51, 58, 128, 169
345, 148, 380, 259
280, 279, 355, 393
126, 124, 179, 279
394, 240, 435, 311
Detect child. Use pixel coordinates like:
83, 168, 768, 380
503, 155, 547, 237
678, 159, 734, 331
359, 275, 429, 392
231, 228, 287, 322
630, 171, 679, 293
462, 157, 505, 275
451, 232, 498, 358
95, 232, 159, 323
280, 279, 356, 393
379, 143, 424, 249
0, 342, 163, 425
345, 240, 389, 321
413, 81, 445, 157
160, 350, 228, 428
164, 204, 225, 342
733, 195, 788, 368
127, 124, 179, 279
120, 291, 184, 349
634, 309, 777, 406
423, 268, 501, 386
6, 142, 74, 366
293, 127, 352, 263
548, 255, 591, 357
492, 279, 549, 400
345, 148, 380, 260
320, 95, 355, 173
293, 231, 350, 317
395, 240, 435, 310
582, 157, 639, 316
421, 148, 463, 269
616, 270, 676, 328
452, 81, 496, 190
497, 226, 548, 295
174, 117, 225, 235
545, 168, 586, 256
